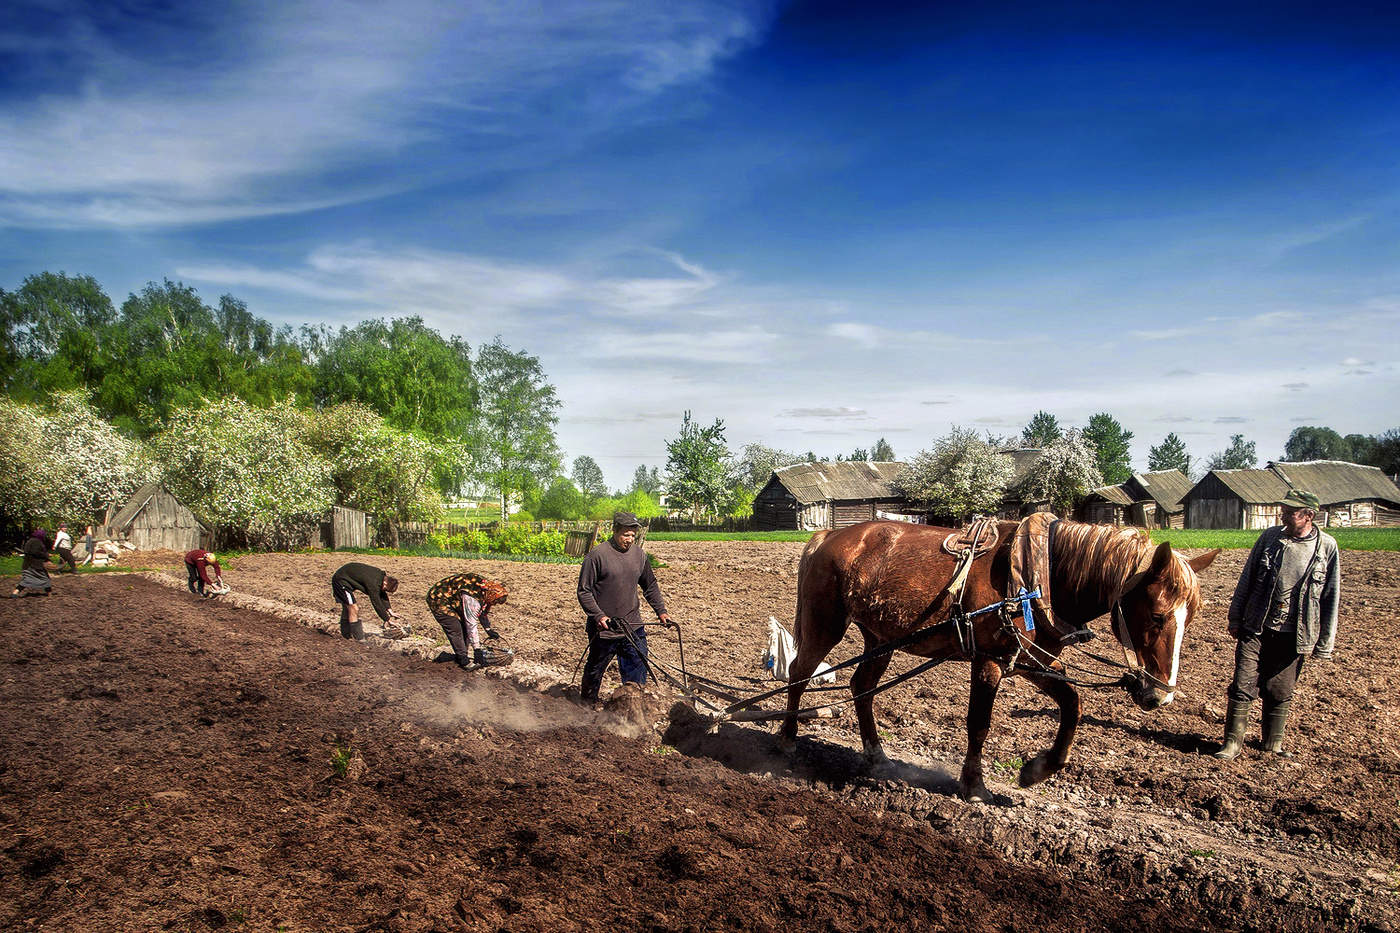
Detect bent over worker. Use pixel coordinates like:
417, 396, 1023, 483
576, 511, 670, 704
184, 548, 223, 597
1215, 488, 1340, 761
330, 562, 403, 641
426, 572, 509, 669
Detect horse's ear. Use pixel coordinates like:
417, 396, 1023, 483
1187, 548, 1221, 574
1149, 540, 1173, 575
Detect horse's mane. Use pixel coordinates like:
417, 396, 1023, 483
1051, 521, 1199, 610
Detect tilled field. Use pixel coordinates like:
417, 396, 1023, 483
2, 539, 1396, 930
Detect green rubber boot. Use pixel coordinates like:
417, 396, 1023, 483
1262, 700, 1293, 758
1213, 699, 1252, 761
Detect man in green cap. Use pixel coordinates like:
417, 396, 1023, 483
1215, 488, 1340, 760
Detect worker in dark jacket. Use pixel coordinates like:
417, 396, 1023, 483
330, 562, 402, 641
8, 529, 54, 597
426, 572, 510, 668
1215, 488, 1340, 761
184, 549, 224, 596
576, 511, 670, 704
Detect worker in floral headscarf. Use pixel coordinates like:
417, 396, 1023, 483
426, 571, 510, 668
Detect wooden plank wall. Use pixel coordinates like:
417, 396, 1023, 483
126, 490, 205, 551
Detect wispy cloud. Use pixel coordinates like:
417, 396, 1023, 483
1214, 416, 1250, 424
0, 0, 775, 228
780, 407, 869, 419
1282, 382, 1308, 391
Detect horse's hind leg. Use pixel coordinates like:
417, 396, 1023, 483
852, 631, 894, 767
1016, 672, 1081, 787
960, 657, 1005, 802
779, 606, 847, 751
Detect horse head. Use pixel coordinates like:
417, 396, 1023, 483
1113, 543, 1220, 710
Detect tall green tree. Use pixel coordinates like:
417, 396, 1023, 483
664, 411, 730, 522
1363, 428, 1400, 476
1021, 410, 1062, 447
894, 427, 1014, 522
1147, 432, 1192, 476
1206, 434, 1258, 471
571, 455, 607, 499
536, 477, 590, 520
311, 316, 477, 441
872, 438, 896, 461
471, 338, 561, 521
1282, 426, 1352, 462
0, 271, 116, 399
1082, 412, 1134, 484
630, 464, 662, 496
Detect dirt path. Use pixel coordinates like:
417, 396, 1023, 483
4, 540, 1396, 929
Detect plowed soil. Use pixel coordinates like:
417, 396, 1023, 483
1, 539, 1396, 931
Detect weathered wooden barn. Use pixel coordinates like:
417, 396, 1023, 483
103, 483, 212, 551
1182, 460, 1400, 529
308, 505, 373, 549
752, 461, 910, 530
1082, 470, 1192, 528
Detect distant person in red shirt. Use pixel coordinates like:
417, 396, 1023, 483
184, 549, 224, 597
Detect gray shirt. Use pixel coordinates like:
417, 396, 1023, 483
576, 539, 667, 631
1263, 529, 1319, 633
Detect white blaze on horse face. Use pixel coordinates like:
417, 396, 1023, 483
1164, 602, 1188, 698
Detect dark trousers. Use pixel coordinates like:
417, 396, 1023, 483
580, 622, 648, 702
56, 547, 77, 573
1228, 629, 1305, 705
432, 609, 474, 665
186, 562, 205, 595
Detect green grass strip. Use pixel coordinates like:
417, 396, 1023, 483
646, 531, 815, 542
1150, 527, 1400, 551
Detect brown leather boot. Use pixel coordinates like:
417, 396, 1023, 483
1213, 699, 1252, 761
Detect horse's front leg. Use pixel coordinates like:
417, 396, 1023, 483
960, 656, 1005, 802
1016, 671, 1081, 787
851, 637, 894, 768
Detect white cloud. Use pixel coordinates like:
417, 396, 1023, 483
0, 0, 776, 228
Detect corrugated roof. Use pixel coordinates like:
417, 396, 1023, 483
1204, 468, 1292, 504
1132, 470, 1192, 510
1267, 460, 1400, 507
1087, 484, 1135, 506
771, 461, 906, 505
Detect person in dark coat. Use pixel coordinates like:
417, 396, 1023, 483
330, 562, 402, 640
9, 529, 54, 597
1215, 488, 1340, 761
426, 572, 509, 668
576, 511, 670, 704
184, 549, 224, 597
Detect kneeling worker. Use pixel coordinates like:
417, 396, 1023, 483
426, 572, 510, 668
184, 548, 224, 597
331, 562, 404, 640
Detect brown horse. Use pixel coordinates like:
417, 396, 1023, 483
781, 519, 1219, 802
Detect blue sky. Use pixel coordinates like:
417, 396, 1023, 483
3, 0, 1398, 489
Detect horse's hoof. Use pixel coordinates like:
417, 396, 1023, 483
775, 735, 796, 756
959, 781, 993, 803
1018, 753, 1058, 788
861, 745, 890, 772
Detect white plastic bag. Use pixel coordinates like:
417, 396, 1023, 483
762, 616, 835, 683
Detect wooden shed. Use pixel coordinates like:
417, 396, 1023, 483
1182, 460, 1400, 529
104, 483, 211, 551
1082, 470, 1191, 528
307, 505, 373, 549
752, 461, 911, 531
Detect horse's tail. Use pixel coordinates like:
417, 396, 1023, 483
793, 529, 831, 647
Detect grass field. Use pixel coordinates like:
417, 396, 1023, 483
1150, 527, 1400, 551
646, 531, 815, 542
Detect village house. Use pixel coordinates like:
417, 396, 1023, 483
751, 461, 911, 530
1182, 460, 1400, 529
1081, 469, 1192, 528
